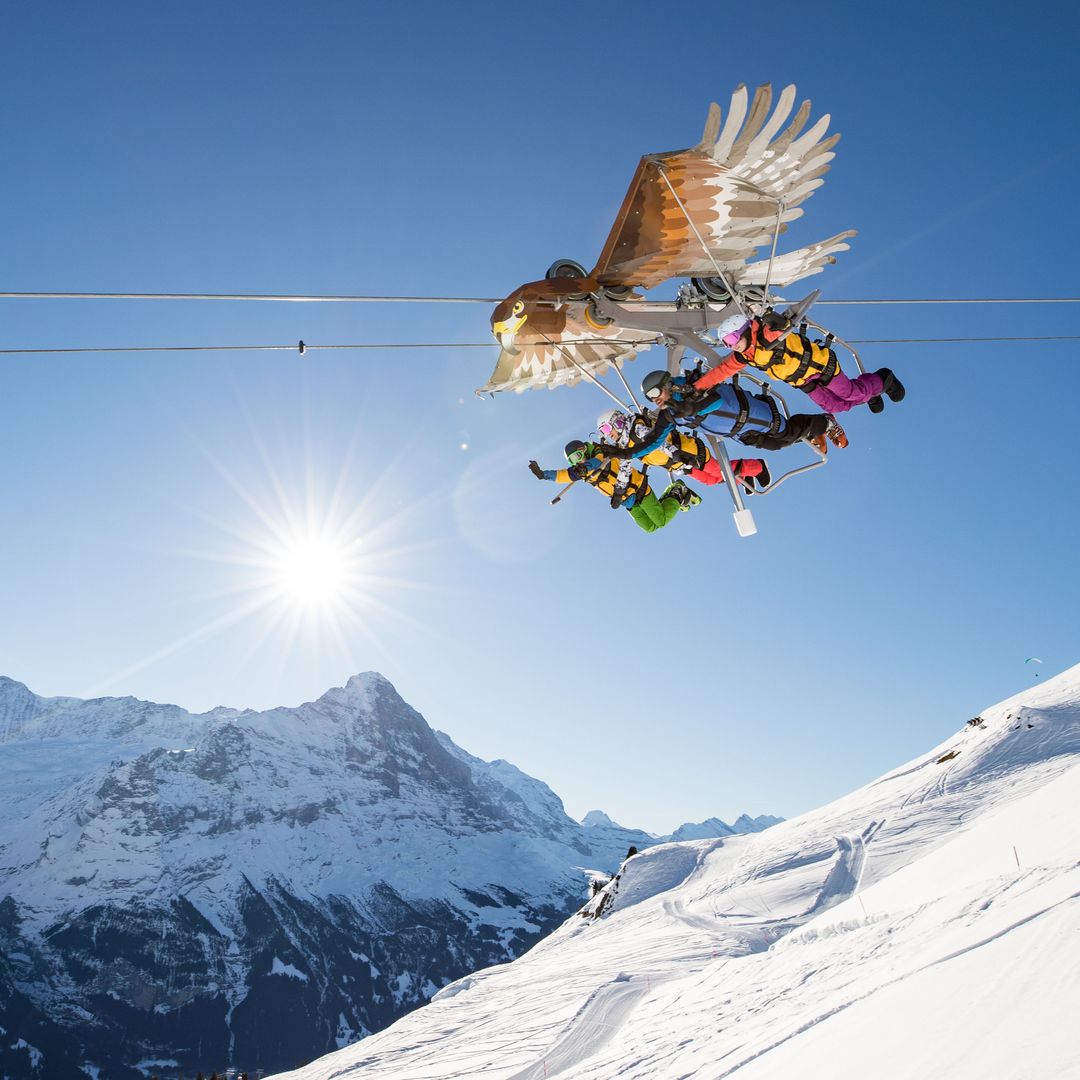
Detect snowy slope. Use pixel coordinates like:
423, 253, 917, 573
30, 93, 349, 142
274, 665, 1080, 1080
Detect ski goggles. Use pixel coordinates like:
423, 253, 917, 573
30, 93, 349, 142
644, 386, 666, 401
598, 417, 626, 437
566, 447, 589, 466
720, 319, 751, 348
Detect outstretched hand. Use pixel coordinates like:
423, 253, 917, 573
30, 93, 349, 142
528, 460, 545, 480
761, 309, 791, 334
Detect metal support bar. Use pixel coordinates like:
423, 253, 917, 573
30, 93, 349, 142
666, 341, 685, 376
542, 332, 632, 410
705, 434, 757, 538
761, 199, 786, 311
651, 162, 749, 320
611, 363, 641, 411
673, 331, 726, 368
570, 360, 630, 409
805, 318, 867, 374
550, 481, 576, 505
755, 457, 826, 496
590, 290, 741, 335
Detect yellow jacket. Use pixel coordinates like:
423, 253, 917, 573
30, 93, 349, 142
741, 323, 839, 388
641, 430, 709, 472
553, 455, 650, 505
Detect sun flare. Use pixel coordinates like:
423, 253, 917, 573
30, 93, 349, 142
272, 534, 353, 608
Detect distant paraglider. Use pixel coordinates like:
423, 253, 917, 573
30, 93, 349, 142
1025, 657, 1044, 678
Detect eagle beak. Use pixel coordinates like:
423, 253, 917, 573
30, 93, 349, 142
493, 313, 527, 339
497, 331, 520, 355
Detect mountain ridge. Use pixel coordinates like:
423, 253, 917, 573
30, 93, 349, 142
0, 671, 779, 1078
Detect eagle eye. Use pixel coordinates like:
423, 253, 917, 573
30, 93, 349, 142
512, 300, 525, 316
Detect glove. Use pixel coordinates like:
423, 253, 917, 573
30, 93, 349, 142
528, 460, 545, 480
568, 464, 588, 481
761, 309, 791, 334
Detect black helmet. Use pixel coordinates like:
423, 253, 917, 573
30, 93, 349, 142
641, 370, 671, 401
564, 439, 588, 465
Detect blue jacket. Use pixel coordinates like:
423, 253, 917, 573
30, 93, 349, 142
626, 377, 783, 458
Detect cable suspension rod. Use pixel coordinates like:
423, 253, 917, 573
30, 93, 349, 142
0, 291, 503, 303
3, 335, 1080, 357
1, 291, 1078, 305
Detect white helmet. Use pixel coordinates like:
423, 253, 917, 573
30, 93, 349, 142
717, 313, 752, 347
596, 409, 629, 441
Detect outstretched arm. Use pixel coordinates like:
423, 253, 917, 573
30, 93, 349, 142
694, 354, 747, 390
596, 415, 674, 461
529, 460, 598, 483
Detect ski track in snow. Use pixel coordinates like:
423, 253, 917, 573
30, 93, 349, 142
506, 974, 652, 1080
804, 833, 866, 918
711, 889, 1080, 1079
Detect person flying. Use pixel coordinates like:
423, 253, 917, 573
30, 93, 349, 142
603, 370, 846, 462
596, 408, 770, 493
528, 440, 698, 533
697, 311, 905, 415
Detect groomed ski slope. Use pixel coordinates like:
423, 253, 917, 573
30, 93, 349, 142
274, 666, 1080, 1080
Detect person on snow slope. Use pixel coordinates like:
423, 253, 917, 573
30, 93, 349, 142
697, 311, 905, 415
528, 439, 697, 533
595, 408, 771, 493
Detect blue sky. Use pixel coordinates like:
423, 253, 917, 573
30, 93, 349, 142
2, 1, 1078, 833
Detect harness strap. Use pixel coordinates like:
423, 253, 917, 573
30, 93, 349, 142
729, 381, 751, 437
666, 436, 708, 471
818, 349, 839, 385
762, 392, 783, 436
786, 336, 817, 385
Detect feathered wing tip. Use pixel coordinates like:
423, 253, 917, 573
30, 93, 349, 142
708, 82, 837, 203
736, 230, 857, 288
477, 338, 656, 395
593, 83, 852, 290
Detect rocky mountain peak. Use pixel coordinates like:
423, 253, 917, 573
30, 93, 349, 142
0, 672, 782, 1078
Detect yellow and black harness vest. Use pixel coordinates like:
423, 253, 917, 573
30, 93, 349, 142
742, 329, 839, 388
640, 431, 709, 471
556, 458, 649, 506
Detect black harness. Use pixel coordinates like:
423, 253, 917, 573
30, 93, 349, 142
747, 328, 840, 388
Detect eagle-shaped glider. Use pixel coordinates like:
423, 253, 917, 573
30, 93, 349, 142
481, 83, 855, 394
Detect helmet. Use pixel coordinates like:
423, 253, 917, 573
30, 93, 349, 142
596, 409, 628, 440
641, 370, 671, 401
564, 439, 589, 466
717, 313, 752, 348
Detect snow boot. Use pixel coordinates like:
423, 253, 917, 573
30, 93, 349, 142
807, 433, 828, 455
867, 395, 885, 414
664, 480, 701, 511
741, 460, 770, 493
876, 367, 906, 402
825, 415, 849, 449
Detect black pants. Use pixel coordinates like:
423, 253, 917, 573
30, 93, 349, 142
738, 412, 827, 452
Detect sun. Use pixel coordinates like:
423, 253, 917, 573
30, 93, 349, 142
271, 533, 353, 609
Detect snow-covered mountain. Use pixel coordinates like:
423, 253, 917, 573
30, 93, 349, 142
0, 674, 776, 1079
579, 809, 782, 863
274, 665, 1080, 1080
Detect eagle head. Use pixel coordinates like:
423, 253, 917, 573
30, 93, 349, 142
490, 274, 599, 351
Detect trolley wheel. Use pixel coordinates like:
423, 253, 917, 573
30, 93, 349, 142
583, 300, 614, 330
601, 284, 633, 301
691, 276, 731, 302
545, 258, 590, 301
